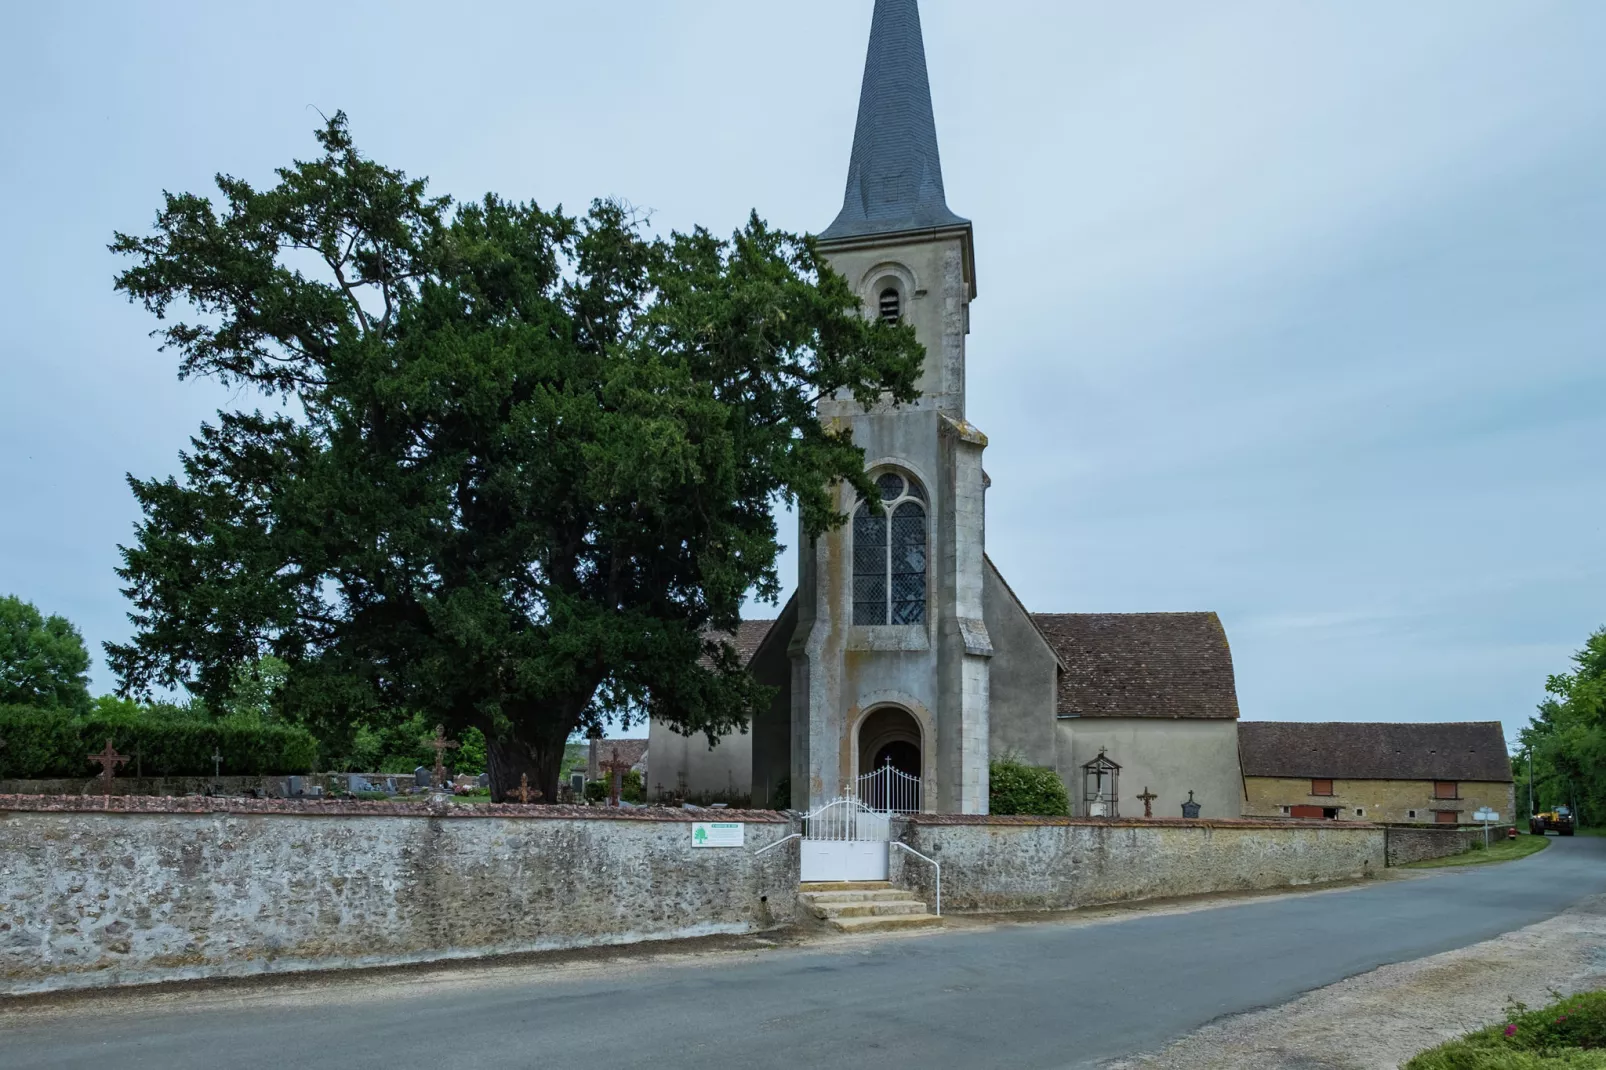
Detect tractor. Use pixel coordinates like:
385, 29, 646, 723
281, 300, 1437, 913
1530, 806, 1576, 836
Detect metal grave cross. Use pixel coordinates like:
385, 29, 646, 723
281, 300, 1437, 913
212, 749, 223, 780
598, 747, 634, 807
516, 773, 542, 805
429, 725, 460, 791
88, 739, 130, 797
1137, 787, 1158, 819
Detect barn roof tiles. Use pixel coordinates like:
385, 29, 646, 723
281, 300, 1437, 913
1238, 721, 1513, 782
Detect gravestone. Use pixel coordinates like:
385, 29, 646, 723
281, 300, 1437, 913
286, 775, 304, 797
415, 766, 431, 789
478, 773, 490, 789
570, 772, 585, 798
348, 774, 373, 794
1181, 790, 1202, 819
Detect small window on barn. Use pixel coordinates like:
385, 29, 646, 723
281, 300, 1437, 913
1408, 809, 1417, 820
1310, 778, 1334, 796
1355, 808, 1365, 817
1281, 805, 1290, 815
1434, 781, 1458, 799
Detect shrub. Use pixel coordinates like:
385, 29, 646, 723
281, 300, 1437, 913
1404, 991, 1606, 1069
585, 768, 645, 804
0, 706, 318, 779
989, 757, 1070, 816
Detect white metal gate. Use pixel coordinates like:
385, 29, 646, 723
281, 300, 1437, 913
856, 765, 922, 813
799, 768, 921, 882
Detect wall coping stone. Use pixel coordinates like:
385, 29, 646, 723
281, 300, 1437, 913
905, 814, 1382, 831
0, 794, 788, 823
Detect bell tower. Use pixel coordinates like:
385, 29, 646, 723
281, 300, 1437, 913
790, 0, 991, 814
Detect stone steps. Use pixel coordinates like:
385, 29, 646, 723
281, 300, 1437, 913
797, 881, 942, 933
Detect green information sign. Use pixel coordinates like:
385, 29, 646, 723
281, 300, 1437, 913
692, 822, 744, 848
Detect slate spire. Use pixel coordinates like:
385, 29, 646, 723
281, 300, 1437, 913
820, 0, 968, 242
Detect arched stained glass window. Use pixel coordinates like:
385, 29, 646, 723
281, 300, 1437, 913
853, 471, 927, 626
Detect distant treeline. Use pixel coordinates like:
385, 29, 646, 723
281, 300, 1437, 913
1516, 626, 1606, 826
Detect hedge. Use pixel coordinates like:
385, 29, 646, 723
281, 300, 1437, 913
989, 757, 1071, 817
0, 706, 319, 779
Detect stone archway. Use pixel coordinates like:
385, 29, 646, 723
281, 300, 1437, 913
858, 706, 922, 777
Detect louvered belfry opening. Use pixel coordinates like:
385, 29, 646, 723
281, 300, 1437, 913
853, 470, 927, 626
879, 287, 901, 323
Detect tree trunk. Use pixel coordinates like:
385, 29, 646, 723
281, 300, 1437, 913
485, 726, 568, 804
485, 735, 542, 803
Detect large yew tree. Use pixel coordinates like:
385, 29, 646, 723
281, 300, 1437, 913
108, 115, 920, 800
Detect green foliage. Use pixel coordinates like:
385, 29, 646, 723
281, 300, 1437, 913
0, 705, 317, 778
584, 768, 645, 804
1518, 627, 1606, 827
0, 595, 93, 713
321, 712, 484, 775
1404, 991, 1606, 1069
989, 757, 1071, 817
106, 113, 923, 800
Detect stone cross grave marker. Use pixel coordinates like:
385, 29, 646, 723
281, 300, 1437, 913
88, 739, 129, 798
428, 725, 459, 791
1137, 787, 1158, 819
598, 747, 634, 807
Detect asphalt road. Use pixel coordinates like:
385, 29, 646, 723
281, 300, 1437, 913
4, 836, 1602, 1070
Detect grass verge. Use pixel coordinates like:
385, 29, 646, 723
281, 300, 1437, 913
1404, 990, 1606, 1069
1404, 833, 1549, 870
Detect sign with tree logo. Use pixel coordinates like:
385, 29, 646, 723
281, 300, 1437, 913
692, 822, 744, 848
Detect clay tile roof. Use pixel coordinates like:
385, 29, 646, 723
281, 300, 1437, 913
1238, 721, 1513, 783
729, 618, 776, 665
1032, 612, 1240, 720
698, 619, 777, 670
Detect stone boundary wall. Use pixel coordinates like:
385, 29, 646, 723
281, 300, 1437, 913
0, 776, 304, 798
0, 797, 796, 996
889, 815, 1386, 913
1383, 824, 1515, 866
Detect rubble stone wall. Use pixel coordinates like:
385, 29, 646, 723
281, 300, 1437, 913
890, 815, 1386, 913
0, 796, 797, 995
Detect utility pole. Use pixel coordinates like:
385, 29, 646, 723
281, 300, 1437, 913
1528, 748, 1534, 820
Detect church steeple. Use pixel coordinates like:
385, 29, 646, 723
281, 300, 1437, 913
820, 0, 968, 242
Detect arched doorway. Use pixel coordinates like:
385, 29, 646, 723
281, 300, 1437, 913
858, 706, 923, 811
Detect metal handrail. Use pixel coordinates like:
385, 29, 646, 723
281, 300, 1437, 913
891, 842, 941, 917
753, 832, 801, 858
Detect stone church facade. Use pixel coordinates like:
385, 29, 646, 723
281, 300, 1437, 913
650, 0, 1244, 818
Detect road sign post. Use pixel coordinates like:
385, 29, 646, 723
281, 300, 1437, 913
1473, 807, 1499, 849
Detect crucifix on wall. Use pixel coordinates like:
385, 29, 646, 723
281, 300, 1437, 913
88, 739, 129, 798
428, 725, 459, 791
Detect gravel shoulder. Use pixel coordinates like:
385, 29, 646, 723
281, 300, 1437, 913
1106, 893, 1606, 1070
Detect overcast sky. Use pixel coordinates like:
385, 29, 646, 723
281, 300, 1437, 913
2, 1, 1602, 744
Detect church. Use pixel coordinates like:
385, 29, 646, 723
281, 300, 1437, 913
649, 0, 1245, 818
